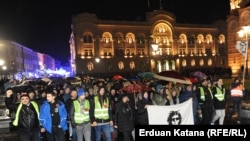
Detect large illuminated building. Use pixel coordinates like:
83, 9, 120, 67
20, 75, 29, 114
70, 9, 228, 77
227, 0, 250, 78
0, 40, 58, 79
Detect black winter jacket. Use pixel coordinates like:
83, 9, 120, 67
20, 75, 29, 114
5, 97, 40, 132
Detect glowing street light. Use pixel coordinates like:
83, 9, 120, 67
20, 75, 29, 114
238, 25, 250, 86
0, 59, 4, 66
95, 57, 100, 63
2, 66, 7, 70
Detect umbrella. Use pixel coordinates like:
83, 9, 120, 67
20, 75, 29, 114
185, 77, 198, 84
126, 76, 140, 81
190, 71, 207, 79
138, 71, 153, 80
65, 76, 82, 85
41, 77, 51, 83
119, 83, 151, 94
65, 76, 81, 81
153, 70, 192, 84
11, 84, 33, 92
112, 75, 123, 81
49, 77, 66, 86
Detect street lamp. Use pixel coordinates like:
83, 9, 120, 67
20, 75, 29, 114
2, 66, 7, 70
0, 59, 4, 66
95, 57, 100, 63
238, 25, 250, 85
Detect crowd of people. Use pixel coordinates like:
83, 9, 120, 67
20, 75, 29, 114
3, 74, 245, 141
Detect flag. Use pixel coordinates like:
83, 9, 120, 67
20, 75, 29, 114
236, 40, 248, 59
147, 98, 194, 125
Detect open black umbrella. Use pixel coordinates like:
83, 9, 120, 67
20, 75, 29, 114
11, 84, 33, 92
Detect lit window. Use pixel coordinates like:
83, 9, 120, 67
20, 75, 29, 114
191, 59, 195, 66
182, 60, 187, 67
118, 61, 124, 70
208, 59, 212, 66
130, 61, 135, 69
87, 62, 94, 71
199, 59, 204, 66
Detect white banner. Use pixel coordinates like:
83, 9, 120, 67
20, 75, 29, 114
236, 40, 248, 59
147, 98, 194, 125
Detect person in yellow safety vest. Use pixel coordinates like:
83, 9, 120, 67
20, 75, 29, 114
90, 86, 113, 141
197, 78, 214, 125
210, 78, 226, 125
5, 89, 40, 141
70, 88, 91, 141
229, 78, 244, 124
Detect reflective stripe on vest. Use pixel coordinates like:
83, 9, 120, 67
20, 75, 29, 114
198, 87, 213, 103
214, 87, 225, 101
231, 88, 243, 97
94, 96, 109, 120
13, 101, 39, 126
73, 100, 90, 124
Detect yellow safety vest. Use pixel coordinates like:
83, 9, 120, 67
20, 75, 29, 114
214, 87, 225, 101
198, 87, 213, 103
73, 100, 90, 124
13, 101, 39, 126
94, 96, 109, 120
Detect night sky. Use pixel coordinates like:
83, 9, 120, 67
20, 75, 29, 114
0, 0, 230, 64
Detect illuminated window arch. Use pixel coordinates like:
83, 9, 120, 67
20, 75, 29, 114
102, 32, 113, 43
152, 23, 173, 45
182, 59, 187, 67
179, 34, 187, 44
218, 34, 225, 44
197, 34, 204, 44
191, 59, 195, 66
118, 61, 124, 70
126, 33, 135, 44
205, 34, 213, 44
130, 61, 135, 69
199, 59, 204, 66
208, 59, 212, 66
156, 60, 162, 72
87, 62, 94, 71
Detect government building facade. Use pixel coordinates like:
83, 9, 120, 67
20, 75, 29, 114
227, 0, 250, 78
69, 9, 228, 78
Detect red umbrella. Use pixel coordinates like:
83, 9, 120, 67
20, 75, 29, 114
119, 83, 151, 94
112, 75, 123, 81
185, 77, 198, 84
153, 70, 192, 84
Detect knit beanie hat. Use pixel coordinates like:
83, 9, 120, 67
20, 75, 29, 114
77, 88, 85, 97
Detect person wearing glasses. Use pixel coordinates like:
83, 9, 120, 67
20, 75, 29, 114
167, 111, 182, 125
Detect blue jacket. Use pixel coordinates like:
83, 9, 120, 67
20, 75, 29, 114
39, 100, 68, 133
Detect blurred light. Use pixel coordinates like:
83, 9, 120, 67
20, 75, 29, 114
2, 66, 7, 70
0, 59, 4, 66
95, 58, 100, 63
